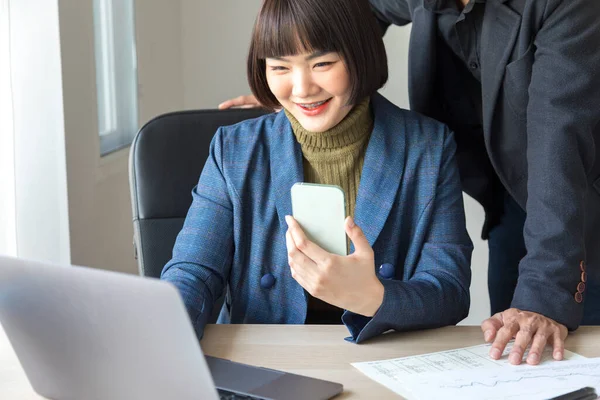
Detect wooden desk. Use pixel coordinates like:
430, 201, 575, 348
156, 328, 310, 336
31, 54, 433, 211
2, 324, 600, 399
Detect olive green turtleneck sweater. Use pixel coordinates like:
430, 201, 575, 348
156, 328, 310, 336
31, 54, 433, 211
285, 98, 373, 324
285, 98, 373, 221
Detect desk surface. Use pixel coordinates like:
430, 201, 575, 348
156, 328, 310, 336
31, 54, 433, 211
2, 324, 600, 399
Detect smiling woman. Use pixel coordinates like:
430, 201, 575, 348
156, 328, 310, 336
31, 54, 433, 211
161, 0, 472, 343
247, 0, 387, 111
264, 52, 353, 132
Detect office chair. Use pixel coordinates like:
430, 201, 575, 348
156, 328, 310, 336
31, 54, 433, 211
129, 107, 269, 322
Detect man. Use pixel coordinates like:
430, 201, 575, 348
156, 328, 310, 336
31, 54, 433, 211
220, 0, 600, 365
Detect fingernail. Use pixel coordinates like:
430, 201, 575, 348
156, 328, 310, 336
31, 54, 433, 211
527, 353, 539, 364
484, 330, 492, 342
490, 348, 501, 359
554, 351, 563, 360
347, 217, 355, 228
509, 353, 521, 364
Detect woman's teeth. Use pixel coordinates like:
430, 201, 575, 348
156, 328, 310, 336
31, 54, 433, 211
300, 99, 329, 109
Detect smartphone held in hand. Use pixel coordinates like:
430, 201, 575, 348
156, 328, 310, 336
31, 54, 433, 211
290, 183, 347, 256
291, 182, 347, 256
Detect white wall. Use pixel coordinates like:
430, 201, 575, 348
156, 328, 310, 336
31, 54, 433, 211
181, 0, 261, 109
135, 0, 185, 124
56, 0, 184, 274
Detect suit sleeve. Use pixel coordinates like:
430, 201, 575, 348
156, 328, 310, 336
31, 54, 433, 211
510, 0, 600, 330
369, 0, 412, 34
343, 128, 473, 343
161, 128, 234, 339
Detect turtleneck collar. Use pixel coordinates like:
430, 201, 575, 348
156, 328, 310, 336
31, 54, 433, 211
284, 98, 372, 153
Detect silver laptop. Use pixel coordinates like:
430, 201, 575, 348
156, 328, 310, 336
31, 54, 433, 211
0, 256, 343, 400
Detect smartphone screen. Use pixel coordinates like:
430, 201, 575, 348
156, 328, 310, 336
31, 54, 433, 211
290, 183, 347, 256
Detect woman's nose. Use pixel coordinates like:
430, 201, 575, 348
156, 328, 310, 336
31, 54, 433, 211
291, 70, 315, 99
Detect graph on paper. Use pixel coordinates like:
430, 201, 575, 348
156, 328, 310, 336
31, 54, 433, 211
403, 358, 600, 400
351, 343, 585, 399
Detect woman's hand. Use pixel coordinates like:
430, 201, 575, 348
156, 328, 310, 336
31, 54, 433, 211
285, 215, 384, 317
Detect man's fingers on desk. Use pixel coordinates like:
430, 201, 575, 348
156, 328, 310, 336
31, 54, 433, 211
551, 329, 566, 361
511, 327, 536, 365
526, 332, 548, 365
490, 319, 520, 360
481, 313, 504, 342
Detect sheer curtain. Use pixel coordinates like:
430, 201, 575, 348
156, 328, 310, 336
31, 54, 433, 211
0, 0, 17, 256
0, 0, 70, 263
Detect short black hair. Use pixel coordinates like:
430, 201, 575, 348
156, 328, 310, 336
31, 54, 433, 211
247, 0, 388, 109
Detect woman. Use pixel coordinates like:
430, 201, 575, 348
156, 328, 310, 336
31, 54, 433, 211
162, 0, 472, 343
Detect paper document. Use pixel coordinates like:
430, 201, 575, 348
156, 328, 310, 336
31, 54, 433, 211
352, 343, 584, 399
401, 357, 600, 400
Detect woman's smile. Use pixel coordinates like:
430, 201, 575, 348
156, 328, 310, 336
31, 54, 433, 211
295, 98, 333, 116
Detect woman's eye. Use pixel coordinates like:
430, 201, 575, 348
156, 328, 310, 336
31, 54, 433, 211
314, 61, 334, 68
269, 66, 288, 71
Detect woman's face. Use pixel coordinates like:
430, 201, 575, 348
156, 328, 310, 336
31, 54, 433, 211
265, 51, 352, 132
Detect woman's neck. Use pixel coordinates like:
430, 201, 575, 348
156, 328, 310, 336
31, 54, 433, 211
284, 98, 372, 152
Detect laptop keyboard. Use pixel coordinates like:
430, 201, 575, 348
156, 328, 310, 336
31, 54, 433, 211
217, 388, 265, 400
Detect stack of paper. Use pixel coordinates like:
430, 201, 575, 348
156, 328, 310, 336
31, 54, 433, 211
352, 343, 597, 399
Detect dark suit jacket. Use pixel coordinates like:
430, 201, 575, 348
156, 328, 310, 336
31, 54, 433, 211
369, 0, 600, 330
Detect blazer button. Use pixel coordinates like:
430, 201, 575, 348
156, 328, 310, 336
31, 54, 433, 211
581, 272, 587, 283
575, 291, 583, 304
580, 261, 586, 272
379, 263, 395, 279
577, 282, 586, 293
260, 273, 276, 289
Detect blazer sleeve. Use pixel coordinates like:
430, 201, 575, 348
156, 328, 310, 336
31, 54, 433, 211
161, 128, 234, 339
369, 0, 412, 34
343, 128, 473, 343
510, 0, 600, 330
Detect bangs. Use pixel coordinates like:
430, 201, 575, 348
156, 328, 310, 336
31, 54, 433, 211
248, 0, 388, 109
253, 0, 340, 58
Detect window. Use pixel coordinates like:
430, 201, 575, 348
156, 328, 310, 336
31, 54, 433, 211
93, 0, 138, 155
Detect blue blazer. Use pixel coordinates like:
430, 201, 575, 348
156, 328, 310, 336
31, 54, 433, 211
162, 94, 473, 343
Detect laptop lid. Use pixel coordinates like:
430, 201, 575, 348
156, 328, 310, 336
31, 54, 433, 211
0, 255, 219, 400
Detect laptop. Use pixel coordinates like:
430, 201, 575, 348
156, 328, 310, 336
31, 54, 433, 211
0, 256, 343, 400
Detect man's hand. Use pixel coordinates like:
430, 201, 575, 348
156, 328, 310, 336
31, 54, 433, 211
481, 308, 568, 365
218, 95, 261, 110
284, 215, 384, 317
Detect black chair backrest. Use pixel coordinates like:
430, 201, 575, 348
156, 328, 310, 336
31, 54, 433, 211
129, 108, 269, 279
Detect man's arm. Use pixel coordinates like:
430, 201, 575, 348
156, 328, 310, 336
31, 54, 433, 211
368, 0, 412, 34
512, 0, 600, 330
483, 0, 600, 366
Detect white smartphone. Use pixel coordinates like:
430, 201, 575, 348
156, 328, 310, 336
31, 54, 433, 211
290, 183, 347, 256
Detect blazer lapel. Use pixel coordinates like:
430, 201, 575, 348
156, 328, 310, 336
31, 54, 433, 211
353, 94, 406, 250
269, 111, 304, 231
269, 96, 406, 251
481, 0, 521, 145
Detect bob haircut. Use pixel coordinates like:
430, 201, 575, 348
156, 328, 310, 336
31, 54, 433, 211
247, 0, 388, 109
